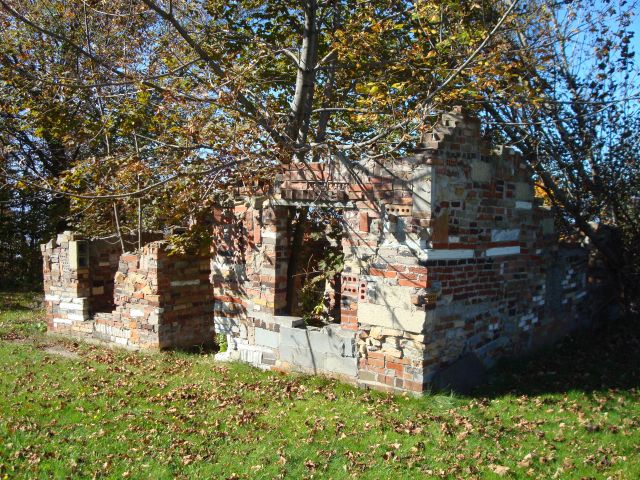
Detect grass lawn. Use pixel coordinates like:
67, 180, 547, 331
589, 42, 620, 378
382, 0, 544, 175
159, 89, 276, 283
0, 292, 639, 479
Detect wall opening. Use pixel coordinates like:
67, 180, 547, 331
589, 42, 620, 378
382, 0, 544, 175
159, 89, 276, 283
285, 206, 344, 326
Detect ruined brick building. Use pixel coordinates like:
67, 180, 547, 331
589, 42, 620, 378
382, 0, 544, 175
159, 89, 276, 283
42, 109, 593, 394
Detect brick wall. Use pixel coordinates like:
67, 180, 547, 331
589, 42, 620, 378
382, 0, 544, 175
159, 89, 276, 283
249, 107, 592, 394
42, 237, 214, 349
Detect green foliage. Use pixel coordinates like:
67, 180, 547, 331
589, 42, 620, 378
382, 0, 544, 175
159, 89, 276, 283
215, 333, 228, 353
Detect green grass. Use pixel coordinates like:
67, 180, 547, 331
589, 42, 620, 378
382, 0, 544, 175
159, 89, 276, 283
1, 292, 639, 479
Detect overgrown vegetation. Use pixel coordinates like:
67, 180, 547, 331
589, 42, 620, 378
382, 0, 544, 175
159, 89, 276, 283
1, 293, 638, 479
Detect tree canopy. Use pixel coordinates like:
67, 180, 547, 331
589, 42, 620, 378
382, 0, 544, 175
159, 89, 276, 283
0, 0, 638, 309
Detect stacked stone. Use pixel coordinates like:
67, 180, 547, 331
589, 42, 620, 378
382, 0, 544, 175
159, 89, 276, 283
41, 232, 92, 336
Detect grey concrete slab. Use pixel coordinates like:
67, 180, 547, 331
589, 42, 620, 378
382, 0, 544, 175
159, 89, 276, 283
254, 327, 279, 348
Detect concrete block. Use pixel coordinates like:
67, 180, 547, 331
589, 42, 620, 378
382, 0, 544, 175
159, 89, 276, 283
273, 315, 305, 328
279, 343, 319, 372
306, 328, 355, 357
255, 327, 279, 348
279, 325, 311, 347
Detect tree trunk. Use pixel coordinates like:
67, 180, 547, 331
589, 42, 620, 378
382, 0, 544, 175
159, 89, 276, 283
288, 0, 319, 155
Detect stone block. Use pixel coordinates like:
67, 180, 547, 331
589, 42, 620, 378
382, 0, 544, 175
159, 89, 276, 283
542, 218, 554, 235
411, 167, 432, 214
418, 249, 474, 261
59, 302, 88, 312
514, 182, 533, 201
368, 284, 416, 311
470, 160, 492, 182
485, 246, 520, 257
491, 229, 520, 242
358, 303, 428, 333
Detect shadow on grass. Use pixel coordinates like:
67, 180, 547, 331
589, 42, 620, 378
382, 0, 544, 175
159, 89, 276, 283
475, 316, 640, 397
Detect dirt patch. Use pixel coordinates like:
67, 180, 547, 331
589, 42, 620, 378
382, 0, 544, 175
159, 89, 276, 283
43, 345, 80, 359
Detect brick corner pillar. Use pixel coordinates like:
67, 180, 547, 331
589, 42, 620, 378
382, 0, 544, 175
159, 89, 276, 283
258, 204, 290, 315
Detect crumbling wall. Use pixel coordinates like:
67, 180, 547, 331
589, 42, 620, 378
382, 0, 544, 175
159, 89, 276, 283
42, 109, 594, 394
42, 237, 214, 349
211, 204, 359, 377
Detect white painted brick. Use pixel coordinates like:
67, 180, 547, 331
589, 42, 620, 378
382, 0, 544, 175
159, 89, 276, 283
485, 246, 520, 257
129, 308, 145, 318
418, 249, 474, 261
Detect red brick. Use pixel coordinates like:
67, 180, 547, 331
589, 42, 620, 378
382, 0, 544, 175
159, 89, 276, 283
359, 212, 369, 233
398, 278, 428, 288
